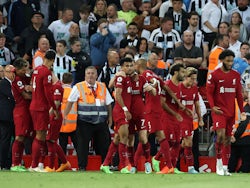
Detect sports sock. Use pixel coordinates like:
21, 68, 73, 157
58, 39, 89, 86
159, 138, 172, 168
12, 140, 24, 166
216, 142, 222, 159
222, 144, 231, 166
142, 142, 150, 162
127, 146, 135, 167
31, 138, 45, 168
118, 143, 128, 168
103, 142, 118, 166
184, 147, 194, 167
55, 143, 67, 164
134, 143, 143, 167
47, 141, 56, 169
171, 142, 180, 167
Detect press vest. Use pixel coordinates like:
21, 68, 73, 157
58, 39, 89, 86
60, 87, 77, 133
76, 81, 108, 124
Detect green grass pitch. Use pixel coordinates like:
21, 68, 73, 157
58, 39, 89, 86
0, 171, 250, 188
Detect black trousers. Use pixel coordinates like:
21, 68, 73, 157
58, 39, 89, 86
204, 32, 217, 51
0, 120, 14, 169
76, 120, 110, 169
59, 131, 78, 154
192, 129, 200, 171
228, 144, 250, 173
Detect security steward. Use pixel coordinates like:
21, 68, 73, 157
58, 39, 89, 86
64, 66, 113, 171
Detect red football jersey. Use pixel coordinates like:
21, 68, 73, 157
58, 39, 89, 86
142, 70, 164, 114
162, 79, 181, 120
52, 80, 64, 107
30, 65, 55, 111
130, 75, 147, 116
180, 83, 199, 121
113, 75, 132, 113
207, 68, 244, 117
12, 75, 31, 108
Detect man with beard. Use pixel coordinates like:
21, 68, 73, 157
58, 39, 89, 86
207, 49, 246, 176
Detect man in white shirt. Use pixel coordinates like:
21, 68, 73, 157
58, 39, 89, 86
228, 25, 242, 58
48, 8, 74, 42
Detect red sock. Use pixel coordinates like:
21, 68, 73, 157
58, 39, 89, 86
12, 140, 24, 166
216, 142, 222, 159
159, 139, 172, 168
171, 142, 180, 167
127, 146, 135, 166
134, 143, 143, 167
142, 142, 150, 162
47, 141, 56, 168
184, 147, 194, 166
55, 143, 67, 164
31, 138, 45, 168
119, 143, 128, 168
222, 145, 231, 166
103, 142, 118, 166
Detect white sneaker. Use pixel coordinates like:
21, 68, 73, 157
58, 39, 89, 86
130, 167, 137, 174
216, 161, 224, 176
224, 169, 232, 176
144, 162, 152, 174
29, 167, 46, 173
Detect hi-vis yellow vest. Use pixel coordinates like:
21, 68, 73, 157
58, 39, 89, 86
61, 86, 77, 133
76, 81, 107, 124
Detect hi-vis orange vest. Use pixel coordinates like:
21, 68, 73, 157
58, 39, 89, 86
234, 102, 250, 138
60, 86, 77, 133
32, 50, 45, 69
207, 46, 224, 77
76, 81, 108, 124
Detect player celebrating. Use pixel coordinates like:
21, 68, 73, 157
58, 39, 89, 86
29, 50, 58, 172
45, 72, 71, 172
207, 49, 246, 176
11, 58, 33, 172
180, 67, 204, 174
161, 62, 185, 174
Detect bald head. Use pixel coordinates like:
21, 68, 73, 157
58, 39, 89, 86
38, 37, 50, 52
183, 30, 194, 45
148, 52, 158, 68
4, 64, 15, 81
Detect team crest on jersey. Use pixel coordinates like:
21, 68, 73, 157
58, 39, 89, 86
136, 81, 139, 87
54, 89, 61, 95
48, 75, 52, 83
17, 81, 24, 89
117, 76, 123, 83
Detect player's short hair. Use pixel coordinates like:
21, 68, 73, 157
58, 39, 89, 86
0, 33, 6, 38
228, 24, 240, 33
185, 67, 197, 77
161, 17, 173, 25
219, 49, 235, 60
13, 58, 29, 70
135, 58, 147, 69
151, 46, 163, 55
97, 18, 108, 26
169, 62, 185, 76
45, 49, 56, 60
62, 72, 73, 84
120, 57, 133, 66
56, 40, 67, 47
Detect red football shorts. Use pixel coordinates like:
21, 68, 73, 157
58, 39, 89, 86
145, 113, 163, 133
13, 107, 33, 137
162, 117, 181, 144
212, 113, 234, 136
46, 114, 63, 141
30, 110, 49, 131
129, 115, 148, 134
180, 118, 193, 138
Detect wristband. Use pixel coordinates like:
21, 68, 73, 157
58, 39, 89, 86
122, 106, 128, 112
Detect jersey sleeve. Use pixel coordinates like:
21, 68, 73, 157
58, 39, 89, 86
12, 77, 25, 94
53, 84, 63, 102
114, 75, 125, 89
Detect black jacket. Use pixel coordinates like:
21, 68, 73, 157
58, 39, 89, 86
0, 78, 15, 122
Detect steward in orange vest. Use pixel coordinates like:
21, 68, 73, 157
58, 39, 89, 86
228, 103, 250, 173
